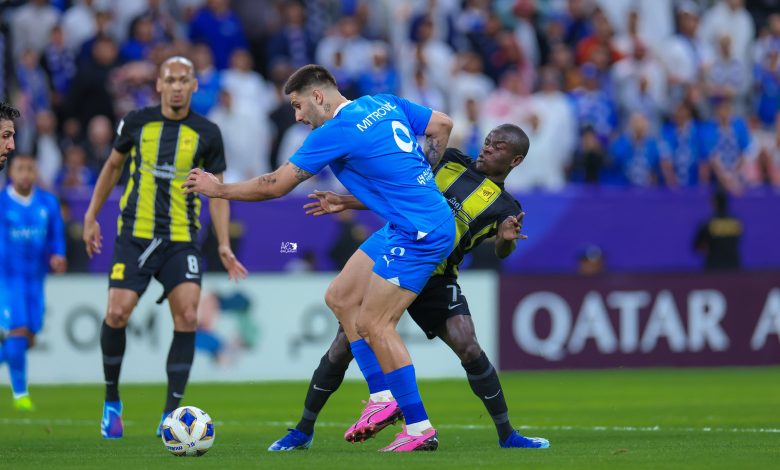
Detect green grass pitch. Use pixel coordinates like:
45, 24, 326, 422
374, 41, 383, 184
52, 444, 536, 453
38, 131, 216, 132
1, 367, 778, 469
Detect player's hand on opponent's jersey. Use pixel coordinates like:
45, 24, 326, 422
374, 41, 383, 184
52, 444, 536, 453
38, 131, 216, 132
303, 191, 347, 215
183, 168, 222, 198
83, 214, 102, 258
50, 255, 67, 274
497, 212, 528, 241
218, 244, 248, 282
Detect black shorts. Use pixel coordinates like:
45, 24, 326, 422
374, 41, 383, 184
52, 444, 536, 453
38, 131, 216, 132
108, 234, 202, 301
407, 275, 471, 340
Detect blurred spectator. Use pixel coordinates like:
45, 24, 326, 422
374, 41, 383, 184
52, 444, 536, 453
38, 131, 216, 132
450, 97, 485, 159
143, 0, 181, 43
188, 0, 248, 70
208, 89, 271, 184
11, 0, 61, 58
120, 14, 157, 63
575, 8, 621, 66
561, 0, 594, 49
16, 49, 51, 114
61, 0, 100, 53
110, 60, 158, 118
744, 113, 780, 187
700, 0, 754, 67
608, 112, 661, 187
315, 15, 372, 81
754, 48, 780, 128
84, 115, 114, 172
34, 110, 63, 190
41, 25, 77, 110
328, 210, 368, 270
220, 49, 278, 118
577, 244, 605, 275
612, 39, 666, 125
190, 43, 222, 116
511, 0, 547, 67
753, 13, 780, 66
357, 41, 399, 96
595, 0, 674, 54
660, 3, 714, 95
66, 35, 118, 130
660, 102, 707, 188
449, 52, 494, 117
77, 9, 115, 65
55, 144, 96, 193
408, 13, 455, 95
571, 127, 607, 184
401, 67, 446, 113
106, 0, 149, 44
702, 100, 750, 195
693, 190, 742, 271
267, 0, 317, 69
706, 35, 750, 115
482, 70, 531, 131
570, 62, 618, 143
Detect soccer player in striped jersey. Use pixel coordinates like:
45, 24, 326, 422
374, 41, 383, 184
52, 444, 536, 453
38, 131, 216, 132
268, 124, 550, 451
83, 56, 247, 439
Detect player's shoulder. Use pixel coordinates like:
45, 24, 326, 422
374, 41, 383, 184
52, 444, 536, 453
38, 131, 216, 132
443, 148, 474, 166
183, 110, 222, 136
35, 188, 61, 206
497, 188, 522, 214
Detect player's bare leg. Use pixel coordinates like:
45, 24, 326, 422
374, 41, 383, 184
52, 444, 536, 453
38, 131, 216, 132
324, 249, 373, 341
356, 274, 438, 452
156, 282, 200, 435
101, 288, 140, 439
325, 251, 404, 442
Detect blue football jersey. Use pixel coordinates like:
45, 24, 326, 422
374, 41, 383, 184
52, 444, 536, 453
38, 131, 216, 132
0, 187, 66, 279
289, 94, 452, 238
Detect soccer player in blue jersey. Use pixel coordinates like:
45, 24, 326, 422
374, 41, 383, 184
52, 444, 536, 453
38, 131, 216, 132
184, 64, 455, 451
0, 102, 19, 172
0, 154, 67, 410
268, 125, 550, 452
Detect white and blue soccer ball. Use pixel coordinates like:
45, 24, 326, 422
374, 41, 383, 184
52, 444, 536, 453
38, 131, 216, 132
161, 406, 215, 457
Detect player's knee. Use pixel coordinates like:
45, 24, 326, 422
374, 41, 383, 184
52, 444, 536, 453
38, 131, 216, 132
105, 306, 132, 327
328, 331, 353, 366
325, 284, 358, 317
455, 341, 483, 364
175, 308, 198, 331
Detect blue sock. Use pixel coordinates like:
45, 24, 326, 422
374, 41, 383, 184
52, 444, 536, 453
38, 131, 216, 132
385, 365, 428, 425
6, 336, 29, 397
350, 339, 389, 394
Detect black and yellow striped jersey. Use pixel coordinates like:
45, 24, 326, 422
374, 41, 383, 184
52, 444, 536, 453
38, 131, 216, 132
113, 106, 226, 242
432, 148, 522, 277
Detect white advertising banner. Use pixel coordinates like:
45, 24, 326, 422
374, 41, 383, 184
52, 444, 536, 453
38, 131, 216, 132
4, 272, 497, 384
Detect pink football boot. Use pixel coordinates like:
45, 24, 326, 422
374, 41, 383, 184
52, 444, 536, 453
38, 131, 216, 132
344, 399, 403, 443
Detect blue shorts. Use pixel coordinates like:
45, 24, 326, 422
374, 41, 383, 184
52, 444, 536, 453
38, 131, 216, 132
0, 276, 45, 333
359, 220, 455, 294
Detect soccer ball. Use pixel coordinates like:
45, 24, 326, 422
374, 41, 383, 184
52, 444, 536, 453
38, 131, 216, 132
161, 406, 215, 456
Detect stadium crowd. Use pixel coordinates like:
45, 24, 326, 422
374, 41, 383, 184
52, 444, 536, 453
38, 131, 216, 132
0, 0, 778, 198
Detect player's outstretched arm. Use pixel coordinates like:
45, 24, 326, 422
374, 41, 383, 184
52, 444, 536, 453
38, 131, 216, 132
495, 212, 528, 259
303, 191, 367, 216
183, 162, 313, 202
207, 172, 248, 282
423, 110, 453, 168
83, 149, 128, 258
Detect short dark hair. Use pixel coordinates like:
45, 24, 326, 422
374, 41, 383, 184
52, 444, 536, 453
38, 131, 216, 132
283, 64, 337, 95
496, 123, 530, 157
0, 102, 20, 123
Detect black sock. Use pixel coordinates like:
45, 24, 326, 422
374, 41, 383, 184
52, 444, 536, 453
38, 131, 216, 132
295, 353, 350, 435
462, 351, 513, 442
165, 331, 195, 413
101, 321, 126, 402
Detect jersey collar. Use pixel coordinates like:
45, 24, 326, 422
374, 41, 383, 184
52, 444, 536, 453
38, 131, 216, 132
332, 100, 353, 118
